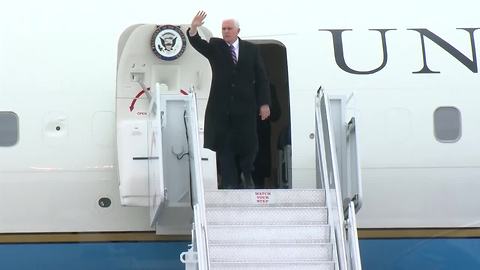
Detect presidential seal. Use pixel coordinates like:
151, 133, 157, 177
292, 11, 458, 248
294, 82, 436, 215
151, 25, 187, 61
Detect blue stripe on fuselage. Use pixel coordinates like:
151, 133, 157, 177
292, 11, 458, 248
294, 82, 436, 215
1, 238, 480, 269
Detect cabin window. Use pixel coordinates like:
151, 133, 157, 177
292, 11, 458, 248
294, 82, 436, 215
0, 112, 19, 146
434, 107, 461, 143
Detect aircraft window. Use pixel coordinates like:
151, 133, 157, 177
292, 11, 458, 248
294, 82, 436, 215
0, 112, 19, 146
434, 107, 461, 143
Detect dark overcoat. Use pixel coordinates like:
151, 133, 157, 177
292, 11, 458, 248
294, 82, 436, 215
188, 31, 270, 155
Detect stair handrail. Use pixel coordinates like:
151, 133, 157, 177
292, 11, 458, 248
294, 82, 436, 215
185, 93, 211, 270
315, 89, 348, 270
345, 117, 363, 213
327, 95, 363, 215
346, 201, 362, 270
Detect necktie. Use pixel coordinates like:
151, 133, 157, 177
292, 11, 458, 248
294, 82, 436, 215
229, 45, 237, 65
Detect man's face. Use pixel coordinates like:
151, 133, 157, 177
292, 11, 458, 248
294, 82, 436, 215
222, 20, 240, 44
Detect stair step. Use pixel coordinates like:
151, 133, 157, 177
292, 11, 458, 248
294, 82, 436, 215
208, 224, 330, 244
206, 206, 327, 225
209, 243, 333, 262
210, 261, 335, 270
205, 189, 325, 207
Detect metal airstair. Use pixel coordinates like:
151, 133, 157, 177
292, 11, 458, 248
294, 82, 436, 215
202, 189, 334, 270
146, 86, 362, 270
114, 23, 361, 270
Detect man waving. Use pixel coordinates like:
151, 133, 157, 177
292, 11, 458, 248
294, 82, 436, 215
188, 11, 271, 189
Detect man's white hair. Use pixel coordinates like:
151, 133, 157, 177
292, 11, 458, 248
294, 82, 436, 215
223, 18, 240, 29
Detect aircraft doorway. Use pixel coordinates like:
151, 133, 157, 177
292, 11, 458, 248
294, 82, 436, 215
251, 40, 292, 189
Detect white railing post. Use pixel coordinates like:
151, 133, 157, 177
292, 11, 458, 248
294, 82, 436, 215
316, 91, 348, 270
184, 93, 210, 270
316, 88, 363, 270
346, 118, 363, 212
347, 201, 362, 270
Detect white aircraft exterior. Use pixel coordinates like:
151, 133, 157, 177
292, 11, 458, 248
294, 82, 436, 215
0, 0, 479, 267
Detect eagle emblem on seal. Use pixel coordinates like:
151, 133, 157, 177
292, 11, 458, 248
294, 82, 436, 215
151, 25, 186, 61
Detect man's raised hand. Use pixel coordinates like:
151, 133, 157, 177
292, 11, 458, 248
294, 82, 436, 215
189, 11, 207, 36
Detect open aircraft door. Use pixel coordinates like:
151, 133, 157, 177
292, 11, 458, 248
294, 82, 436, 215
147, 85, 194, 234
116, 24, 214, 234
